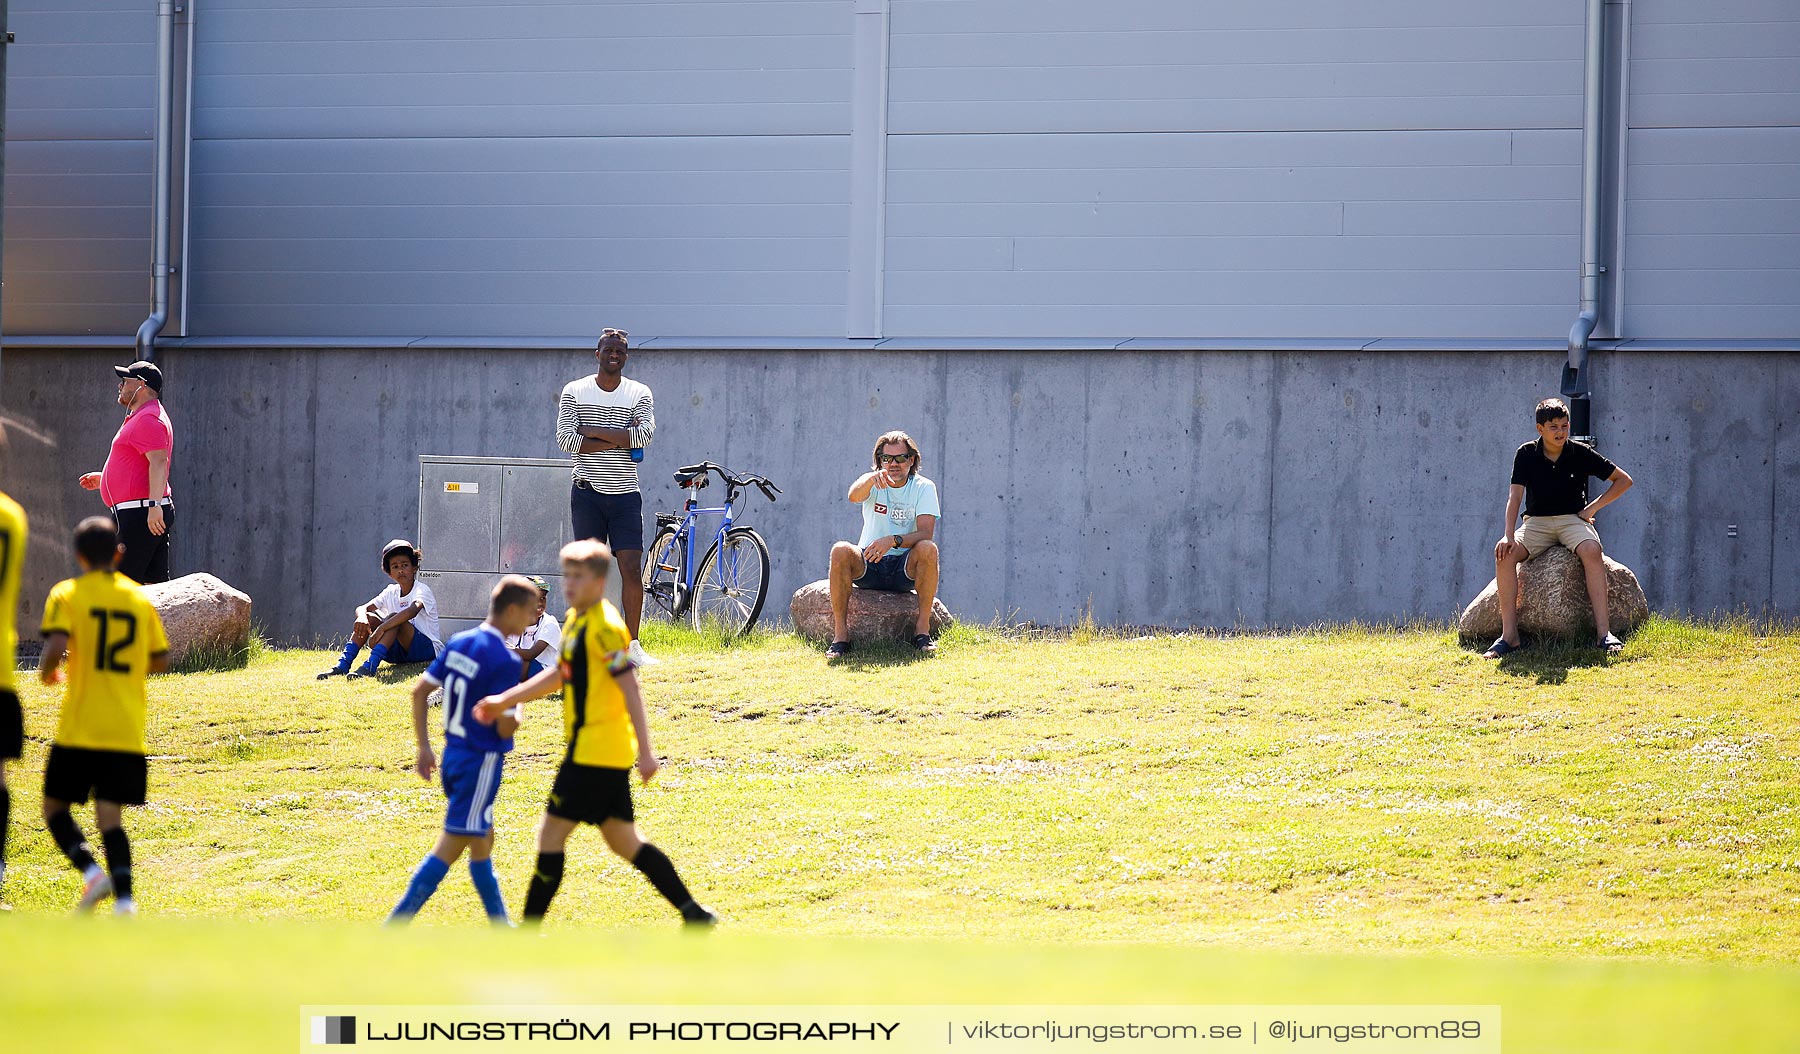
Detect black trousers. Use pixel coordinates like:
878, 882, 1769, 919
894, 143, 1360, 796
114, 503, 173, 585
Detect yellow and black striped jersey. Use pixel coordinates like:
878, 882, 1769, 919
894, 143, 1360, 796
556, 599, 637, 768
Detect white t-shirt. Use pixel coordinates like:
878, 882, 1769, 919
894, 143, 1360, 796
374, 580, 442, 652
505, 612, 562, 667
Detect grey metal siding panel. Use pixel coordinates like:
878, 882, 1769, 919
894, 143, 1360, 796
2, 0, 153, 336
187, 0, 852, 338
1625, 1, 1800, 339
884, 129, 1579, 340
888, 0, 1582, 134
197, 0, 849, 139
1631, 0, 1800, 128
882, 2, 1585, 340
188, 136, 850, 338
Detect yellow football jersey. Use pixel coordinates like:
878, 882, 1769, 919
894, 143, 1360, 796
41, 570, 169, 754
557, 599, 637, 768
0, 491, 24, 693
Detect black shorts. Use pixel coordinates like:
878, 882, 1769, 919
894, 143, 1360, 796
545, 761, 634, 826
43, 745, 148, 806
570, 484, 645, 555
0, 689, 22, 760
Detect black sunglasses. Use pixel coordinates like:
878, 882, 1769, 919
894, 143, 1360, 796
877, 453, 913, 464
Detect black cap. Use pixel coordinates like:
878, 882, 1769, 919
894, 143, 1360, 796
381, 538, 422, 570
113, 360, 164, 391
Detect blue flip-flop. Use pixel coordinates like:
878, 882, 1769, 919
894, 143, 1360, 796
1483, 637, 1524, 658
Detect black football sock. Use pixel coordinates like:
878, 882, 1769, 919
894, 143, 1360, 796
46, 809, 99, 873
101, 827, 133, 900
0, 785, 10, 866
631, 843, 695, 912
522, 852, 565, 921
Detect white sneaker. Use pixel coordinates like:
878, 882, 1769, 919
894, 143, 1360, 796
114, 897, 138, 917
76, 868, 113, 913
628, 640, 661, 667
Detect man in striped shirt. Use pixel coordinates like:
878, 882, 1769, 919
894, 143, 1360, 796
556, 328, 659, 667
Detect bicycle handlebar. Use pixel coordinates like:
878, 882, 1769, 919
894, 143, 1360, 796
673, 461, 780, 502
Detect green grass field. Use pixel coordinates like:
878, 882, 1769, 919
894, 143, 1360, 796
3, 617, 1798, 1051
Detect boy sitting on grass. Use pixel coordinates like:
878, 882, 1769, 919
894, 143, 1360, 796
388, 575, 539, 926
505, 576, 562, 680
473, 540, 716, 927
318, 539, 442, 680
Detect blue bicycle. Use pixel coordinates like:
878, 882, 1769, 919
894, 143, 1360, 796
643, 461, 780, 636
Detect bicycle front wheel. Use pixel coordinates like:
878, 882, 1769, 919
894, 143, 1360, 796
642, 526, 686, 622
691, 527, 770, 636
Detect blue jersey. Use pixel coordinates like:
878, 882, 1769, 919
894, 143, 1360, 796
422, 624, 522, 754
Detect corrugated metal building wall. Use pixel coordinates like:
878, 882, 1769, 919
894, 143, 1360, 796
6, 0, 1797, 344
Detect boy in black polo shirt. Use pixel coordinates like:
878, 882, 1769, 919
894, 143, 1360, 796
1484, 398, 1634, 658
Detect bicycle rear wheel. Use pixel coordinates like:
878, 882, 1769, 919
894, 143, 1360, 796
642, 525, 686, 622
691, 527, 770, 636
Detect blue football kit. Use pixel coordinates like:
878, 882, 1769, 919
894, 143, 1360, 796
420, 624, 522, 835
388, 622, 524, 925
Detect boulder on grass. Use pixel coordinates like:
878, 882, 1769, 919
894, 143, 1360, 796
789, 579, 953, 642
1458, 546, 1648, 642
141, 573, 253, 666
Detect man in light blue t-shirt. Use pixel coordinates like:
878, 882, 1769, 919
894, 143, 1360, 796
826, 430, 942, 659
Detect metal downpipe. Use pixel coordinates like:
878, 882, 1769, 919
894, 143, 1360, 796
134, 0, 177, 362
1562, 0, 1608, 444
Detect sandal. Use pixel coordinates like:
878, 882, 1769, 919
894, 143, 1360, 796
1483, 637, 1524, 659
825, 640, 853, 660
1598, 633, 1623, 655
912, 634, 937, 655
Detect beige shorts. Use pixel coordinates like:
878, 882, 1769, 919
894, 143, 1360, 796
1517, 514, 1600, 557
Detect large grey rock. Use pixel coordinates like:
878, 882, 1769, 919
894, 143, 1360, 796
790, 579, 953, 642
142, 573, 253, 665
1458, 546, 1649, 642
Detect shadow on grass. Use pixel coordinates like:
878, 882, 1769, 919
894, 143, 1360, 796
826, 646, 934, 669
1482, 636, 1620, 685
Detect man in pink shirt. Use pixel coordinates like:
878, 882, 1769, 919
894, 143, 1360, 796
77, 361, 175, 585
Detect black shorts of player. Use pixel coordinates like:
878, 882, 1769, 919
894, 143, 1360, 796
0, 689, 22, 759
43, 745, 148, 806
545, 761, 634, 826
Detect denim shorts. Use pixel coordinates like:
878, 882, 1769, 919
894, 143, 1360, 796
853, 552, 915, 593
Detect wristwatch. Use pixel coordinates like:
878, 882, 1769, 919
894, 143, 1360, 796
892, 535, 905, 548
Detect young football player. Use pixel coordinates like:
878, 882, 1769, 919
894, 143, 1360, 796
318, 538, 442, 680
0, 481, 26, 901
387, 575, 539, 925
474, 540, 716, 926
38, 516, 170, 914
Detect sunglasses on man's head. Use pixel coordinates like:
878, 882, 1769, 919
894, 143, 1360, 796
877, 453, 913, 464
600, 328, 629, 339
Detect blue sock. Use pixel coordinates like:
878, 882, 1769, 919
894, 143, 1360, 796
358, 643, 389, 673
333, 640, 360, 673
387, 854, 451, 923
469, 858, 508, 923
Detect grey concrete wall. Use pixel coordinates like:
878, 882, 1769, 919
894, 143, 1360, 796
3, 346, 1794, 645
